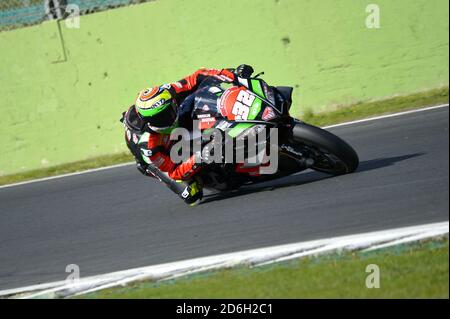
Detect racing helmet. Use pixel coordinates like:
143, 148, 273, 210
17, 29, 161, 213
135, 86, 178, 133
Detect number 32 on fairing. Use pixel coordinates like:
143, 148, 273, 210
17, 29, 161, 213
232, 90, 255, 121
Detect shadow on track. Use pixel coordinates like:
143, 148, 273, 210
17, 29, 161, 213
354, 153, 424, 173
201, 153, 425, 204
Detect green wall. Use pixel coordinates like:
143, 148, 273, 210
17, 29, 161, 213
0, 0, 448, 175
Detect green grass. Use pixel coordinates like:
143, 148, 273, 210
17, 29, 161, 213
81, 238, 449, 299
0, 152, 134, 186
0, 87, 447, 186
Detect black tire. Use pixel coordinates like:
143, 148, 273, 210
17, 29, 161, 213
290, 122, 359, 175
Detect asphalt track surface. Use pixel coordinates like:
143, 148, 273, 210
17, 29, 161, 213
0, 106, 448, 290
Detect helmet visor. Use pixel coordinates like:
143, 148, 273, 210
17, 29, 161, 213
146, 102, 178, 129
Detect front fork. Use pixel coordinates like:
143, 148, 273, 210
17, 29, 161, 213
278, 119, 315, 168
279, 144, 315, 168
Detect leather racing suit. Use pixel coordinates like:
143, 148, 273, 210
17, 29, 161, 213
121, 67, 239, 205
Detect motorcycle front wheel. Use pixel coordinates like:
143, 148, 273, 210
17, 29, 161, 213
289, 121, 359, 175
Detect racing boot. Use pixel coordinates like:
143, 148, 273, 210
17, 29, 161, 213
179, 178, 203, 206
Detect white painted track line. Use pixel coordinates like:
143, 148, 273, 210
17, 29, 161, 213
0, 162, 134, 190
323, 103, 448, 129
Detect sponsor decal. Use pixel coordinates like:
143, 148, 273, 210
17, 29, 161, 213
126, 129, 131, 141
202, 104, 210, 112
152, 98, 166, 108
262, 106, 276, 121
200, 117, 216, 123
197, 113, 212, 119
218, 87, 256, 121
181, 188, 190, 198
199, 117, 217, 129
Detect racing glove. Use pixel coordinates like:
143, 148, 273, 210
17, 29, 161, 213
194, 129, 225, 166
235, 64, 254, 78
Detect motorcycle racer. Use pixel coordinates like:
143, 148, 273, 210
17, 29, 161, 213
121, 65, 254, 206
